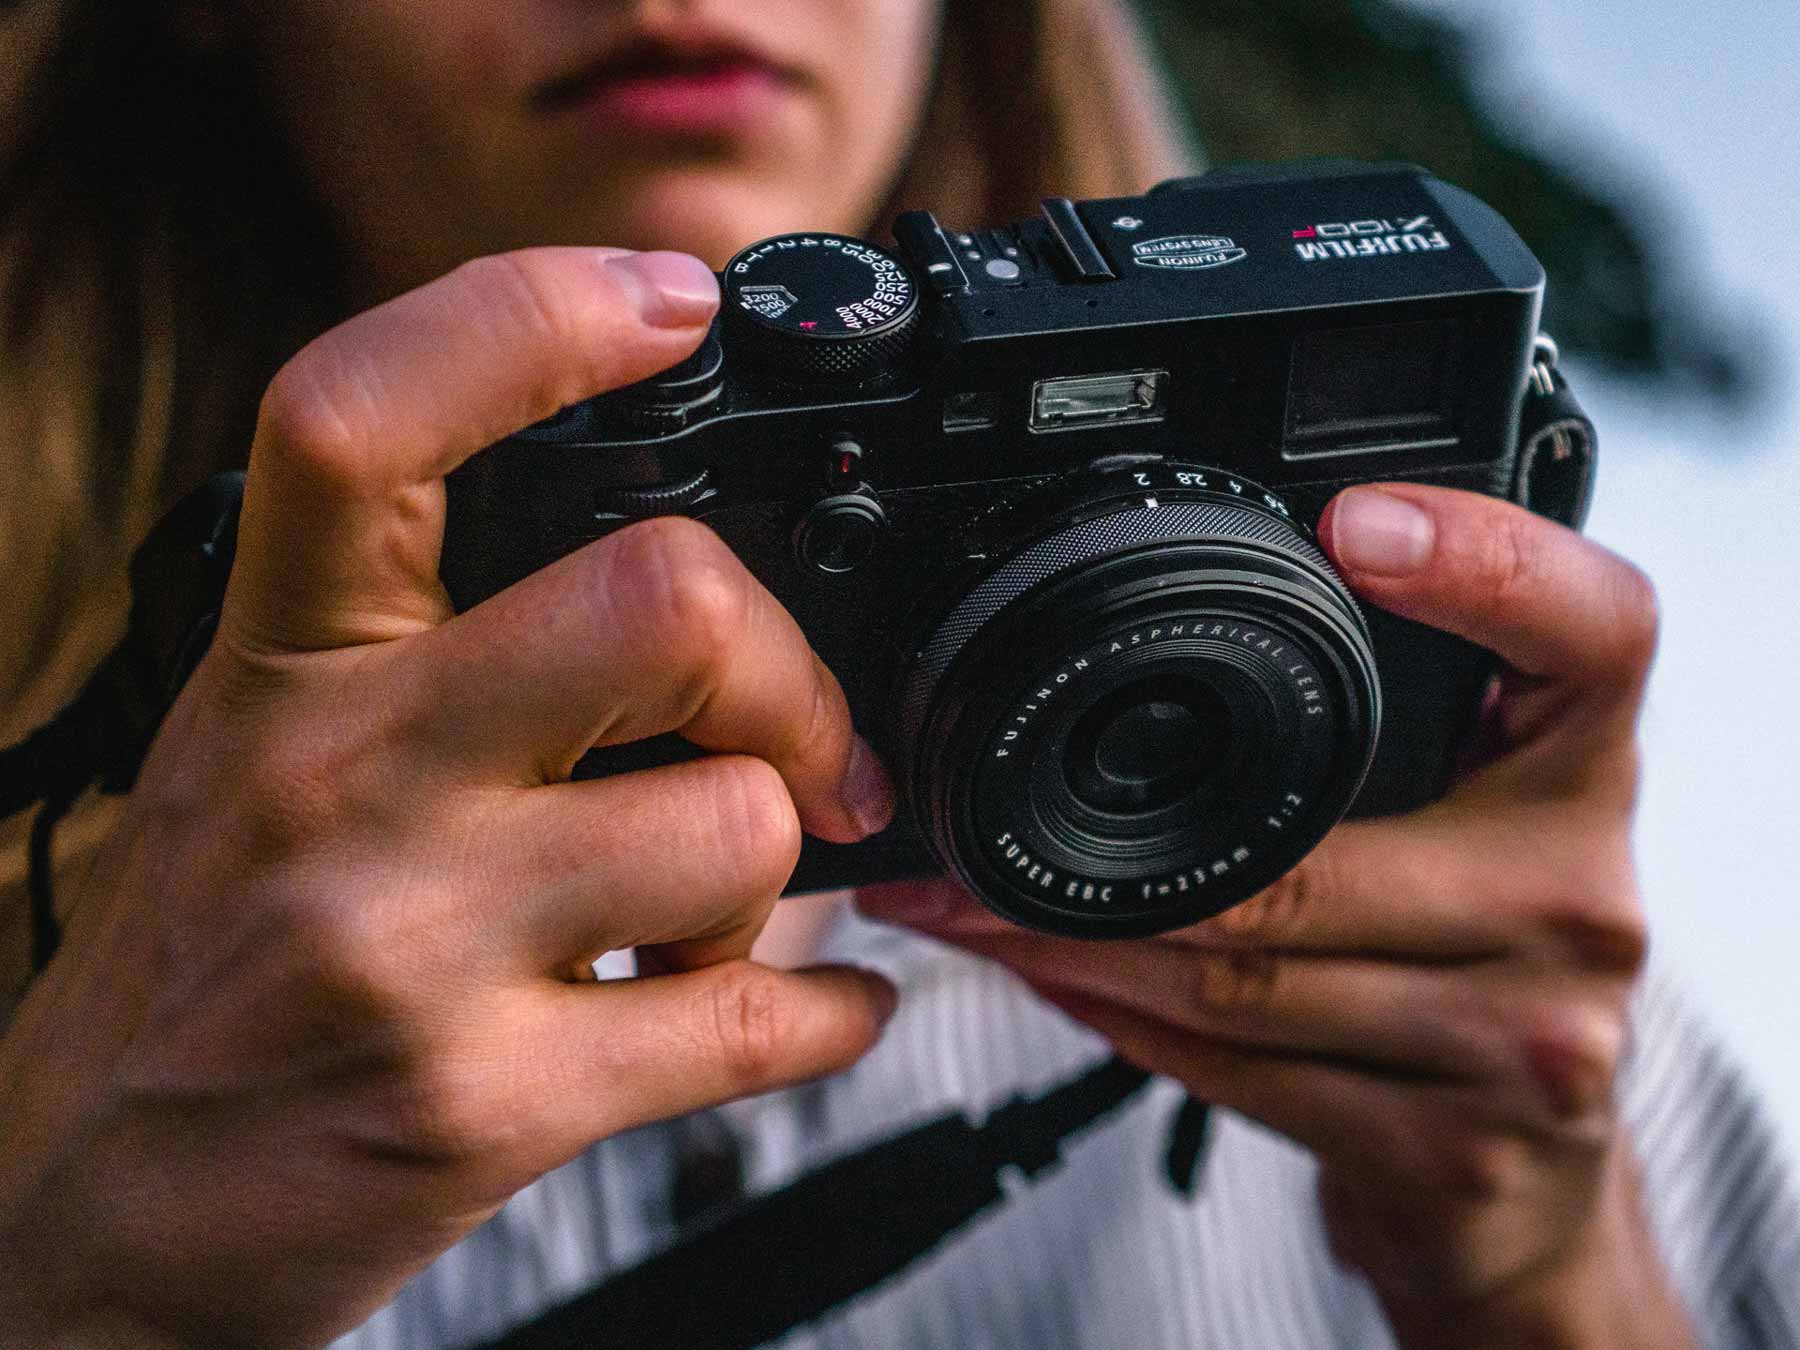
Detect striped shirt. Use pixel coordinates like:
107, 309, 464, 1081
335, 912, 1800, 1350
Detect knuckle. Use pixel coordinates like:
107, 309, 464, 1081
232, 727, 353, 862
235, 762, 448, 1011
1187, 949, 1282, 1016
660, 543, 752, 661
1442, 1131, 1532, 1203
1519, 1010, 1627, 1122
709, 964, 793, 1089
256, 339, 376, 490
454, 252, 570, 328
379, 1050, 522, 1165
1211, 858, 1319, 947
452, 249, 679, 408
791, 653, 846, 764
439, 253, 597, 426
283, 913, 512, 1164
1465, 510, 1540, 608
1536, 884, 1649, 976
453, 252, 584, 372
281, 891, 411, 1020
706, 756, 804, 889
608, 517, 749, 670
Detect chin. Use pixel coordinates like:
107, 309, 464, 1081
563, 166, 870, 269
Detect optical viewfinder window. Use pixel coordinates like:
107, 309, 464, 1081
1284, 320, 1460, 457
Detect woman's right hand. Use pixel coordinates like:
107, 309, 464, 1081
0, 248, 897, 1348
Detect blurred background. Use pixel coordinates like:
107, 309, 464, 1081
1139, 0, 1800, 1154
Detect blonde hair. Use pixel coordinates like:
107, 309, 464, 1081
895, 0, 1198, 227
0, 0, 1196, 1003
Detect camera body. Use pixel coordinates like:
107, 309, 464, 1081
442, 160, 1582, 938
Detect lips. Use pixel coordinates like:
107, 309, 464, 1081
533, 34, 799, 136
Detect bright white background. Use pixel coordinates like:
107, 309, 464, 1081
1404, 0, 1800, 1153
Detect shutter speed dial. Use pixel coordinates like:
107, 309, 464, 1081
722, 234, 920, 385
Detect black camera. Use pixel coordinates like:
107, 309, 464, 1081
441, 160, 1595, 939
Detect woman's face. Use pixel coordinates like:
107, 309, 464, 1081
236, 0, 944, 295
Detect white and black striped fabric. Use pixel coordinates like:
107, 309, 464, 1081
335, 913, 1800, 1350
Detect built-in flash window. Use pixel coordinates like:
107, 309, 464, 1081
1030, 370, 1168, 433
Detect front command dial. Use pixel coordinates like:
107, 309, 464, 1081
722, 234, 920, 385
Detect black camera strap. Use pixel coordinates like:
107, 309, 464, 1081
3, 471, 244, 971
471, 1054, 1162, 1350
2, 346, 1595, 977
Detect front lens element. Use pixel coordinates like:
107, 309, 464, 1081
1063, 675, 1231, 815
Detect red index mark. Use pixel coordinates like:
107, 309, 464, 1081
798, 321, 818, 329
1292, 226, 1316, 239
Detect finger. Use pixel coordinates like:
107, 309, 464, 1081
479, 755, 803, 972
1035, 983, 1429, 1166
411, 515, 893, 843
225, 247, 719, 653
525, 961, 897, 1159
931, 929, 1509, 1080
1318, 484, 1658, 693
1032, 985, 1575, 1198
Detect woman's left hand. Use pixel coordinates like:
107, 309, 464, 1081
859, 482, 1696, 1348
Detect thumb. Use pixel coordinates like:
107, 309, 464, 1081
534, 961, 897, 1153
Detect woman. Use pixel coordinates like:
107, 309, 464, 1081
0, 1, 1792, 1346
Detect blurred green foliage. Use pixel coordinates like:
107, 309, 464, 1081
1136, 0, 1755, 402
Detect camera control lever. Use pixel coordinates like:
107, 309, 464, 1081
893, 210, 971, 294
1039, 198, 1115, 281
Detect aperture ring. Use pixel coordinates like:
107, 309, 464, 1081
899, 481, 1355, 752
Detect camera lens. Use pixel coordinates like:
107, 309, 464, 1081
1063, 676, 1229, 815
896, 461, 1379, 939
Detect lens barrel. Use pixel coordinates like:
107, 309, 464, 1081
898, 461, 1378, 938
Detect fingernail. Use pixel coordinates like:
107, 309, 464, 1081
841, 737, 896, 839
1327, 487, 1435, 576
604, 250, 719, 328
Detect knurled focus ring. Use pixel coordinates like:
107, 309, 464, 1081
899, 493, 1354, 749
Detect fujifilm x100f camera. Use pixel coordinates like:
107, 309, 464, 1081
440, 160, 1596, 939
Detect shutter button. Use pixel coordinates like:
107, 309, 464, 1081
613, 331, 724, 434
